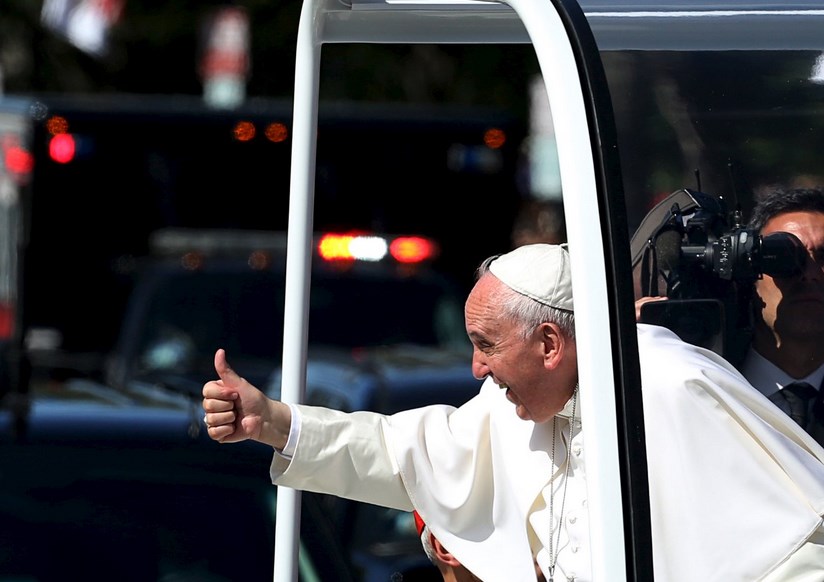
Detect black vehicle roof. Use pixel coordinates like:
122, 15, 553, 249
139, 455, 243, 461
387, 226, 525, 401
579, 0, 824, 50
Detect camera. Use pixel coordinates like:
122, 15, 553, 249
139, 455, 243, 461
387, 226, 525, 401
631, 188, 807, 362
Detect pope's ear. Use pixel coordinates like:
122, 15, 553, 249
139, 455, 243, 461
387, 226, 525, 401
541, 322, 564, 368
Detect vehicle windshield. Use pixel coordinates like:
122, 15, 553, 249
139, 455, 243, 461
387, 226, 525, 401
131, 266, 468, 382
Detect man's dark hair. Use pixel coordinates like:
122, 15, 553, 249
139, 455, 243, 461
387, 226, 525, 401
748, 187, 824, 231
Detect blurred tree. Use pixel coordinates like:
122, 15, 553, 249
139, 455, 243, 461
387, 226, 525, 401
0, 0, 538, 119
1, 0, 104, 93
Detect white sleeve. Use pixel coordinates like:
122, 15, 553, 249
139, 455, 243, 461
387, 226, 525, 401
275, 402, 302, 460
271, 404, 413, 510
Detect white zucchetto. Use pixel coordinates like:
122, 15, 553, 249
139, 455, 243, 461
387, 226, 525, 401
488, 243, 574, 311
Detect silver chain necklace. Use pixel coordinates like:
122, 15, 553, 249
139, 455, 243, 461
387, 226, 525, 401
548, 386, 578, 582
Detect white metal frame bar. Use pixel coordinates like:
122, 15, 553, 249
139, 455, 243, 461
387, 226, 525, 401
276, 1, 625, 581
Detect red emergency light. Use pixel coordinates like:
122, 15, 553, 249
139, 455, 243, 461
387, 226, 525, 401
5, 145, 34, 175
49, 134, 76, 164
389, 236, 438, 263
318, 233, 438, 264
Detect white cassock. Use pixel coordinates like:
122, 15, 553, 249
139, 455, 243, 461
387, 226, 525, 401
272, 324, 824, 581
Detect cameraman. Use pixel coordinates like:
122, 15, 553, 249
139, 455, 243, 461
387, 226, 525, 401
634, 186, 824, 443
739, 187, 824, 443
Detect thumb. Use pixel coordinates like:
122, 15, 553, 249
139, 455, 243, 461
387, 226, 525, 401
214, 348, 243, 387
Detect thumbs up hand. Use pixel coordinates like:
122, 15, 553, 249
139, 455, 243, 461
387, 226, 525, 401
202, 348, 291, 448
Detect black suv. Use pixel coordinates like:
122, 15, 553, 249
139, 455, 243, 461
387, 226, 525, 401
0, 228, 480, 581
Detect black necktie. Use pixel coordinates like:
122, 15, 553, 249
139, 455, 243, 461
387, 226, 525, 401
777, 382, 818, 430
770, 381, 824, 447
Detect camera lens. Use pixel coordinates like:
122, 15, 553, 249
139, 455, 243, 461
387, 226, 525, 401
759, 232, 806, 278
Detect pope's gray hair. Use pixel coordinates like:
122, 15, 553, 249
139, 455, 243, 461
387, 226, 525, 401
477, 255, 576, 340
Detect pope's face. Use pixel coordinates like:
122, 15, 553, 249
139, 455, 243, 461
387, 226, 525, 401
464, 274, 567, 423
753, 211, 824, 346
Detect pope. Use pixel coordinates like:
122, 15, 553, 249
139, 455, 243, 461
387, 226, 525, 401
203, 243, 824, 581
